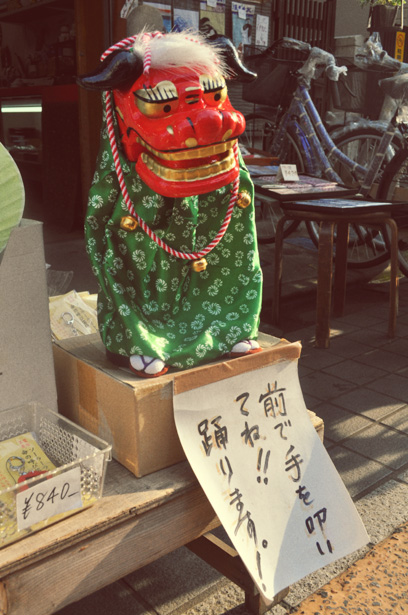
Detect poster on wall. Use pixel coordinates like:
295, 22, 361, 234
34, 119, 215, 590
199, 0, 226, 36
255, 14, 269, 48
232, 2, 256, 53
173, 8, 200, 32
144, 2, 172, 31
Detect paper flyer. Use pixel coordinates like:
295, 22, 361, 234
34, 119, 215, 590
174, 358, 369, 600
232, 2, 256, 52
173, 8, 200, 32
199, 0, 226, 36
255, 14, 269, 47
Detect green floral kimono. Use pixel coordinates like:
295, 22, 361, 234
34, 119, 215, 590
85, 109, 263, 370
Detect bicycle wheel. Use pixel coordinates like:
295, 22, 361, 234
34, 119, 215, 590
241, 113, 307, 167
377, 148, 408, 277
240, 113, 276, 153
241, 115, 305, 243
306, 217, 390, 269
255, 200, 301, 244
306, 123, 403, 268
329, 121, 404, 194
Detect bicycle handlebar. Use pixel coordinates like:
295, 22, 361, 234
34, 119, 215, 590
267, 37, 312, 54
267, 36, 347, 88
354, 32, 407, 74
279, 37, 312, 54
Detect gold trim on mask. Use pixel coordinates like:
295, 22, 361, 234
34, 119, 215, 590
199, 74, 227, 105
135, 81, 179, 117
135, 80, 178, 103
141, 144, 236, 182
199, 74, 226, 91
137, 136, 234, 161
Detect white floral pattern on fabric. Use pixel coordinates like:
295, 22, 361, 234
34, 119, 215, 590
84, 109, 263, 370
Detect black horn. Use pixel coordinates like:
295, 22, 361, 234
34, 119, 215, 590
77, 48, 144, 91
207, 34, 257, 83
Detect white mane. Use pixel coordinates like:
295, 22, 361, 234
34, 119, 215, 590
132, 31, 228, 78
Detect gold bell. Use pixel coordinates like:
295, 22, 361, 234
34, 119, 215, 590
236, 190, 251, 209
192, 258, 208, 272
120, 216, 138, 231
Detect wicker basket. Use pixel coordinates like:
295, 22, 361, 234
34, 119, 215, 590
242, 46, 303, 108
332, 60, 389, 119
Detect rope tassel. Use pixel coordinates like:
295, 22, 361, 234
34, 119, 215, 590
102, 32, 240, 261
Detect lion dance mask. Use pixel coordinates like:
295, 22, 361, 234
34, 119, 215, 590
78, 31, 263, 377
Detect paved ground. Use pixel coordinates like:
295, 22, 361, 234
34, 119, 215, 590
42, 223, 408, 615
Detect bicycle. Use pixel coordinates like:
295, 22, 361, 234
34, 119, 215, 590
240, 37, 406, 269
331, 32, 408, 277
354, 32, 408, 123
373, 70, 408, 276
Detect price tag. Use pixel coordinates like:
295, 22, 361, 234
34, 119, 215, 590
16, 467, 82, 530
276, 164, 299, 182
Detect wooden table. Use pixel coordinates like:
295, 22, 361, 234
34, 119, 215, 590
0, 407, 323, 615
272, 198, 400, 348
0, 461, 219, 615
251, 173, 358, 203
0, 459, 288, 615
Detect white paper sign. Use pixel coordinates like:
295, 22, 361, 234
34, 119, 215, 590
16, 467, 82, 530
174, 360, 368, 600
256, 14, 269, 47
276, 164, 299, 182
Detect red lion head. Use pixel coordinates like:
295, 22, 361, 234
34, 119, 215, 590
78, 32, 256, 197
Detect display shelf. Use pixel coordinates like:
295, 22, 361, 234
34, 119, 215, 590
0, 0, 73, 23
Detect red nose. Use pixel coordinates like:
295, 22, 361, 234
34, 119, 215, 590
193, 108, 223, 142
176, 108, 243, 147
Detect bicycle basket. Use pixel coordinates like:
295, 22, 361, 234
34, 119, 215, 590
242, 46, 303, 107
332, 59, 387, 118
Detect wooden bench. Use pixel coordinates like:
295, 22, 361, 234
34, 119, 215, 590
0, 409, 323, 615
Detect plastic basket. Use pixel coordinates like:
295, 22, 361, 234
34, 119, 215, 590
242, 46, 303, 107
0, 402, 111, 548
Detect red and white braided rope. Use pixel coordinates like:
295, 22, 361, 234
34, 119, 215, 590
102, 33, 239, 261
141, 31, 163, 74
100, 35, 138, 61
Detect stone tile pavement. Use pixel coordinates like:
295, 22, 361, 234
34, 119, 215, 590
43, 225, 408, 615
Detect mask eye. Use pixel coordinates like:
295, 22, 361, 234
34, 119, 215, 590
200, 74, 228, 107
135, 80, 179, 117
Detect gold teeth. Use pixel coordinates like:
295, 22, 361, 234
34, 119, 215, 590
138, 137, 234, 161
141, 149, 235, 182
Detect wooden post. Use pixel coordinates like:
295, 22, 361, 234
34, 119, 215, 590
324, 0, 337, 51
315, 221, 334, 348
332, 220, 349, 318
74, 0, 106, 214
187, 533, 290, 615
